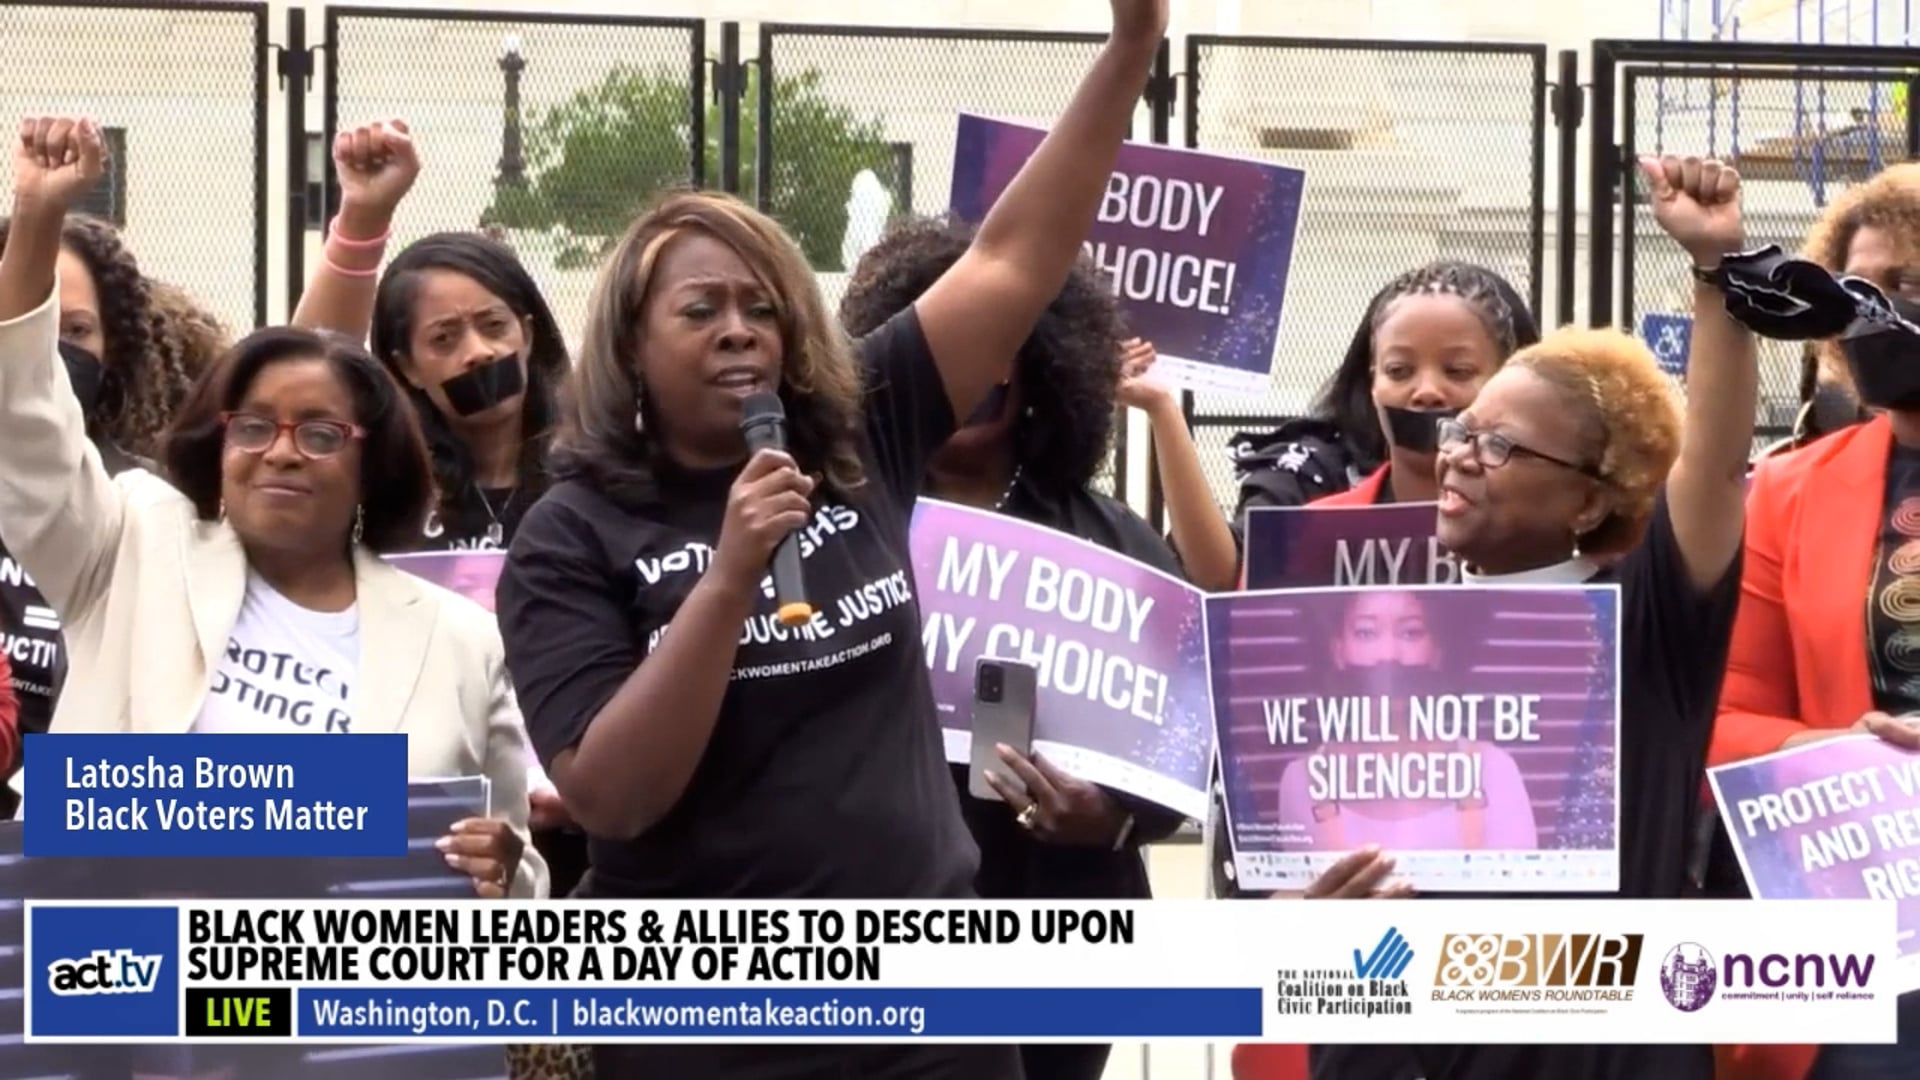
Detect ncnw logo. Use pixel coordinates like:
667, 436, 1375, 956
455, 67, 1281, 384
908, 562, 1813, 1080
46, 949, 164, 996
1728, 951, 1875, 990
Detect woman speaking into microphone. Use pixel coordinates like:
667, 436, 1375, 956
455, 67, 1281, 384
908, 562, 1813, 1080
494, 2, 1167, 1076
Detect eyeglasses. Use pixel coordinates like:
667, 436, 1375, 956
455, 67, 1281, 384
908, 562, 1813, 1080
1437, 417, 1603, 479
220, 412, 365, 459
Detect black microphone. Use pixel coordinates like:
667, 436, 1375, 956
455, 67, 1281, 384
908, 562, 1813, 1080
738, 392, 814, 627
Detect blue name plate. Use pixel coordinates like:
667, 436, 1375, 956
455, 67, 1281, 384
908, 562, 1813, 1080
20, 733, 407, 857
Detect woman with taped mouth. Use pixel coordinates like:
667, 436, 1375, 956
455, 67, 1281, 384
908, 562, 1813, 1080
0, 116, 543, 901
289, 119, 585, 899
494, 3, 1164, 1075
1289, 154, 1755, 1080
839, 213, 1192, 1080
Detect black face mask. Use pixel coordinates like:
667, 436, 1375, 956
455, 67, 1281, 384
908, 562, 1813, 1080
59, 339, 104, 419
1381, 405, 1460, 455
439, 353, 526, 417
1804, 379, 1865, 438
1841, 295, 1920, 411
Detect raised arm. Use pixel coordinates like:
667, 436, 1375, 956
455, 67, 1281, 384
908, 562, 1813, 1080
0, 117, 125, 619
914, 0, 1166, 421
289, 119, 418, 342
1118, 340, 1241, 590
1639, 155, 1755, 592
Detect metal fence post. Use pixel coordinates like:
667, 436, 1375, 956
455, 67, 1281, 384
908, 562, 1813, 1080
279, 6, 311, 322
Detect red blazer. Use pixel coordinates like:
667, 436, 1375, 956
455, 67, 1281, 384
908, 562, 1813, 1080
1709, 417, 1897, 1080
1312, 464, 1390, 508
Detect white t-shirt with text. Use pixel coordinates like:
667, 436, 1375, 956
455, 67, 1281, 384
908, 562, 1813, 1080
191, 571, 360, 735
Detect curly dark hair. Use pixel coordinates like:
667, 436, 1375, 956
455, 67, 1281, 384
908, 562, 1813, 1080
1310, 260, 1539, 470
371, 232, 569, 521
146, 278, 231, 381
0, 213, 191, 459
839, 214, 1124, 495
1802, 161, 1920, 392
557, 189, 867, 505
162, 327, 434, 554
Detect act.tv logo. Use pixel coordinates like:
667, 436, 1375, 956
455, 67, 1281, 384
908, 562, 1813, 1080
1660, 943, 1875, 1012
1432, 933, 1644, 1006
28, 904, 180, 1038
47, 949, 163, 995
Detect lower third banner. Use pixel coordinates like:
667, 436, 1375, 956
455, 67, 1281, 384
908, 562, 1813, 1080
19, 898, 1897, 1046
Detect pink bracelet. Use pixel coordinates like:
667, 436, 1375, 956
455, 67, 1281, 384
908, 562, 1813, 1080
326, 215, 391, 249
322, 251, 380, 279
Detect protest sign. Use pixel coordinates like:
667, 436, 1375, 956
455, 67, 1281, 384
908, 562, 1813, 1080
949, 114, 1305, 396
1242, 503, 1455, 589
1208, 584, 1621, 892
386, 550, 505, 612
910, 499, 1212, 818
0, 779, 505, 1079
1709, 735, 1920, 992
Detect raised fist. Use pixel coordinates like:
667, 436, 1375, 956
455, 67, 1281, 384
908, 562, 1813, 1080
1638, 154, 1745, 265
333, 118, 419, 216
1109, 0, 1168, 45
11, 116, 105, 210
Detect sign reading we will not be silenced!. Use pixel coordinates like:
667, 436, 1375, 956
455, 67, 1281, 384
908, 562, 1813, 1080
1709, 737, 1920, 992
949, 114, 1305, 396
1209, 585, 1623, 894
909, 500, 1214, 819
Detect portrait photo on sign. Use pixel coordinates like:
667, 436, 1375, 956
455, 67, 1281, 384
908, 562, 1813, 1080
1207, 584, 1622, 892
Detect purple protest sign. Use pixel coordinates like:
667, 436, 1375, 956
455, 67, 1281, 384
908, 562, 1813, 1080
949, 113, 1304, 396
910, 499, 1212, 817
1207, 584, 1621, 892
385, 551, 504, 612
1243, 503, 1456, 589
1709, 736, 1920, 992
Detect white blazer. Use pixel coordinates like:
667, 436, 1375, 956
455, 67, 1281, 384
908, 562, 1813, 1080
0, 281, 547, 898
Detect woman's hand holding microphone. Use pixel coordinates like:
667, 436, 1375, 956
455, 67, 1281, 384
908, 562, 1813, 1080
711, 449, 816, 601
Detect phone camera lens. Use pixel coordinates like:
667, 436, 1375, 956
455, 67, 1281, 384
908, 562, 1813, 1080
978, 665, 1004, 704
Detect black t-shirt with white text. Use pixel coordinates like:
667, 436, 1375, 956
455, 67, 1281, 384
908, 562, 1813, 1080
1310, 493, 1739, 1080
499, 308, 981, 903
418, 482, 534, 552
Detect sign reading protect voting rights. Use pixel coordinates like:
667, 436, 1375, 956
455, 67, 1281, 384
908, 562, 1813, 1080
1709, 736, 1920, 992
1209, 585, 1622, 893
949, 113, 1305, 395
910, 499, 1213, 819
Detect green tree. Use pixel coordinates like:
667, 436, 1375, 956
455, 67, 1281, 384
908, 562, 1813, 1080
485, 63, 894, 270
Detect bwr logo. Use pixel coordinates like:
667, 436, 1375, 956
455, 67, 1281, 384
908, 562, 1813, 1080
1435, 933, 1644, 988
46, 949, 164, 997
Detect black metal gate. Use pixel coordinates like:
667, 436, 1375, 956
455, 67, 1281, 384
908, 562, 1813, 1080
318, 6, 706, 335
1178, 36, 1549, 505
1590, 39, 1920, 437
0, 0, 269, 331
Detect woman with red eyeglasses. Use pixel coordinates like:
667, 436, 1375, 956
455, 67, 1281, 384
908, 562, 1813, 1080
0, 116, 546, 902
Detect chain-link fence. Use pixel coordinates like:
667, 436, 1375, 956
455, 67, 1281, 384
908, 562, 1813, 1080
1601, 51, 1920, 443
1181, 37, 1547, 507
756, 24, 1146, 495
0, 1, 267, 332
323, 9, 706, 354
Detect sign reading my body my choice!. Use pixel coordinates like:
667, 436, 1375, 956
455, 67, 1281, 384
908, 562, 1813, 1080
1709, 736, 1920, 992
1209, 585, 1622, 893
949, 114, 1305, 396
1243, 503, 1455, 590
910, 500, 1212, 819
19, 733, 407, 857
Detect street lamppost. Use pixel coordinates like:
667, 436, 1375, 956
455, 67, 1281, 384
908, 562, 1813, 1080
497, 33, 527, 190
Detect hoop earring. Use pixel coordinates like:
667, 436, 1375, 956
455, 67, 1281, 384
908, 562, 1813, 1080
352, 504, 365, 546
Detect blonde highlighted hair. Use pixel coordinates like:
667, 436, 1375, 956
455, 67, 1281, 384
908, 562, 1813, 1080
553, 190, 867, 503
1507, 326, 1683, 557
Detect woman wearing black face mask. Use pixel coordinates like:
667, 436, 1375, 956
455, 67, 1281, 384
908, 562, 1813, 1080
0, 213, 191, 815
1229, 261, 1538, 515
1713, 178, 1920, 1077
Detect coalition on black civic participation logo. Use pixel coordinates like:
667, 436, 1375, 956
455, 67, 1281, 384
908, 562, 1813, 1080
1274, 927, 1415, 1019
